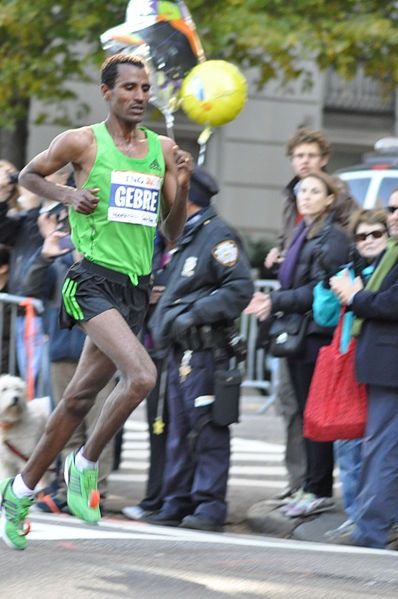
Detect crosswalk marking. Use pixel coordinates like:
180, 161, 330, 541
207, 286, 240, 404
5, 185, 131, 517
117, 463, 286, 476
109, 419, 288, 490
120, 448, 284, 462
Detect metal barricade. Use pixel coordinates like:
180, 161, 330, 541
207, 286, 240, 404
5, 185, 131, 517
239, 279, 280, 413
0, 293, 45, 397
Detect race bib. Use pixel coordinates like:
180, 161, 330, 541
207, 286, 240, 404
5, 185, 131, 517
108, 170, 161, 227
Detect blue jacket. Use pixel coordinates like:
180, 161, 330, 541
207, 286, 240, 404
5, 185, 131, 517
313, 264, 374, 353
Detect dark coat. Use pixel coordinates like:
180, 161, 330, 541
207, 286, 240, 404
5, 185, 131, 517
271, 222, 350, 316
0, 203, 43, 296
277, 175, 358, 251
353, 260, 398, 388
149, 206, 254, 350
22, 250, 85, 362
270, 220, 350, 342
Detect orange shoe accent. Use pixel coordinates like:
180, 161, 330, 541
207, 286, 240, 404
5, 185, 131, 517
89, 490, 100, 509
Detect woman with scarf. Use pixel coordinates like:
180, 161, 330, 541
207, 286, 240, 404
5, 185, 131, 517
245, 171, 350, 517
313, 209, 388, 537
328, 189, 398, 549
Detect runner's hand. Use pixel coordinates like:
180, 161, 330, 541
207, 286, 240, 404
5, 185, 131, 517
174, 146, 193, 188
64, 188, 100, 214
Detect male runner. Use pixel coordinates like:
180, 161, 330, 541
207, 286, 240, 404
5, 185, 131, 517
0, 53, 192, 550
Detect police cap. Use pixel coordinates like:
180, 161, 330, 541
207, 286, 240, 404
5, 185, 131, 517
189, 166, 219, 208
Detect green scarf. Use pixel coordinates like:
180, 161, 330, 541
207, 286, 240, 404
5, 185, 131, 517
352, 239, 398, 337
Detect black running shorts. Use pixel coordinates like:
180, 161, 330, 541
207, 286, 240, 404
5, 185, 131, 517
60, 258, 150, 334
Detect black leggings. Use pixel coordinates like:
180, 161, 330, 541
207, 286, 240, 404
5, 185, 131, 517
287, 360, 334, 497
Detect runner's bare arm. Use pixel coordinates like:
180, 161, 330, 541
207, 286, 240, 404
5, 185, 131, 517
19, 128, 100, 214
159, 137, 192, 241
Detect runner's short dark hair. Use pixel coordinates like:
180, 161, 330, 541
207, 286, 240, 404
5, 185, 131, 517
101, 53, 148, 89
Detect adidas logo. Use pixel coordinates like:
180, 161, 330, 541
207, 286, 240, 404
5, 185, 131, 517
149, 159, 161, 172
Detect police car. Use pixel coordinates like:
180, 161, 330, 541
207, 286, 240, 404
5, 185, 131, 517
336, 138, 398, 208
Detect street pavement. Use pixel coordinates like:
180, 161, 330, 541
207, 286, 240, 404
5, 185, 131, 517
2, 394, 398, 598
2, 512, 398, 598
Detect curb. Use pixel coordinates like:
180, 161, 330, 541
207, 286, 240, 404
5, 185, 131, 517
247, 499, 347, 543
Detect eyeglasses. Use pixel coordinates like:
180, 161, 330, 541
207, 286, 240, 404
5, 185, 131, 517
292, 153, 321, 160
354, 230, 386, 242
387, 206, 398, 214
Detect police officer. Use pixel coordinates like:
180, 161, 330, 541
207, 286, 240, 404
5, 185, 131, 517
146, 167, 254, 532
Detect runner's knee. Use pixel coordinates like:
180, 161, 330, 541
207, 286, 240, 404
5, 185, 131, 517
125, 359, 157, 399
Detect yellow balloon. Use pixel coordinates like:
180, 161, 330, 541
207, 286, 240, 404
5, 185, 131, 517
181, 60, 247, 127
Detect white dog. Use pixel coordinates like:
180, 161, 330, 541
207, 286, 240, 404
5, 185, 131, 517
0, 375, 49, 486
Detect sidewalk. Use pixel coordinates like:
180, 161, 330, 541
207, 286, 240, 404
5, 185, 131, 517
102, 397, 348, 543
104, 484, 348, 542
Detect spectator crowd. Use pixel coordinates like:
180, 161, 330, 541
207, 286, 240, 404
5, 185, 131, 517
1, 125, 398, 550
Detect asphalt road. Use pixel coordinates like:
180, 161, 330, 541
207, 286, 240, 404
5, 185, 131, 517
2, 513, 398, 598
2, 396, 398, 598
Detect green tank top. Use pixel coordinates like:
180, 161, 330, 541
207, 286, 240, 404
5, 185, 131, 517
69, 122, 165, 285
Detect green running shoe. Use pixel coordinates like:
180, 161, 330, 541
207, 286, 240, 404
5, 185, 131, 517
0, 478, 34, 550
64, 452, 101, 524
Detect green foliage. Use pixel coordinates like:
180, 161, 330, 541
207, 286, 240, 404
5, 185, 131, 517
188, 0, 398, 89
1, 0, 398, 130
0, 0, 127, 128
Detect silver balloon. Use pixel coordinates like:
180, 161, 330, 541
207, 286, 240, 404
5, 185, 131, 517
101, 1, 205, 139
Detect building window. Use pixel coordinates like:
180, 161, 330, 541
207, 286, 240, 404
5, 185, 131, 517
324, 68, 395, 115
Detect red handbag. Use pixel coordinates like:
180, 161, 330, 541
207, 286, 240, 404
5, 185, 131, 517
303, 309, 367, 441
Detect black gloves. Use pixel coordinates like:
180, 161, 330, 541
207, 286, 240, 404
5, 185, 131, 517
170, 312, 195, 342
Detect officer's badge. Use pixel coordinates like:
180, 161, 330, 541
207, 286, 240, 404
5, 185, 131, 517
212, 240, 239, 267
181, 256, 198, 277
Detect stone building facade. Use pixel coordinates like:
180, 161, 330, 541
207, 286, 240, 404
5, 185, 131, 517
28, 65, 397, 245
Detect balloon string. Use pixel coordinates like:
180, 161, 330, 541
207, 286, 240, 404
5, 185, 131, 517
197, 127, 213, 166
197, 144, 207, 166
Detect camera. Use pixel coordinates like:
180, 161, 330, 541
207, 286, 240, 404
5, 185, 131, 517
8, 171, 19, 185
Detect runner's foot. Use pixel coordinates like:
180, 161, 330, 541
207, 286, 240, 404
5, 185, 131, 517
64, 452, 100, 524
0, 478, 34, 550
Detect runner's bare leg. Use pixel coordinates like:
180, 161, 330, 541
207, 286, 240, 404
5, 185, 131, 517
81, 310, 157, 462
21, 309, 156, 489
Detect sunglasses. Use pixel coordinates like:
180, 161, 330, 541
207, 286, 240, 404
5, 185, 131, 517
354, 230, 386, 242
387, 206, 398, 214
